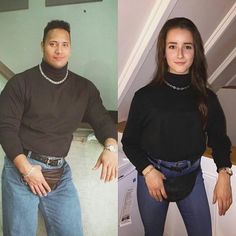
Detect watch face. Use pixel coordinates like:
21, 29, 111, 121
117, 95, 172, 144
105, 145, 117, 153
219, 167, 233, 176
227, 168, 233, 176
108, 146, 115, 152
225, 168, 233, 176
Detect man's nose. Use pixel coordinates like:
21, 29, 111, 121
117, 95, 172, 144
55, 44, 62, 54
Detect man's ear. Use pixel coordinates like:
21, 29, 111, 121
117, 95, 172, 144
41, 41, 44, 52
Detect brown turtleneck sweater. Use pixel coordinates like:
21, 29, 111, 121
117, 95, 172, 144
0, 60, 116, 161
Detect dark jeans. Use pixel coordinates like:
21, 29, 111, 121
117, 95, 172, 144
137, 159, 212, 236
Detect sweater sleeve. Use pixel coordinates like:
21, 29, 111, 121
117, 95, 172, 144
206, 90, 232, 170
83, 81, 117, 144
121, 92, 152, 173
0, 76, 25, 161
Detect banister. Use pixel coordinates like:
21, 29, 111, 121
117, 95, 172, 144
0, 61, 15, 80
222, 86, 236, 89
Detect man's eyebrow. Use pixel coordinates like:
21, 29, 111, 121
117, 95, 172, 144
48, 40, 70, 43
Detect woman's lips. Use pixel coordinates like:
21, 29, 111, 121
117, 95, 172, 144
175, 62, 186, 65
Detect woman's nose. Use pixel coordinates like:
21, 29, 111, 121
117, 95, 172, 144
177, 47, 184, 58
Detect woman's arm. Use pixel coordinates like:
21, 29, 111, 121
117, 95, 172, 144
206, 90, 232, 215
121, 92, 152, 173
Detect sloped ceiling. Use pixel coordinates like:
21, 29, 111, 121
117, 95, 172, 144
118, 0, 236, 121
118, 0, 157, 77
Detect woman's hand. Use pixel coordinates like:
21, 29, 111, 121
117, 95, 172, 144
213, 171, 232, 216
143, 165, 167, 201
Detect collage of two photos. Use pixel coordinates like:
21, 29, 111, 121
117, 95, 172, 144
0, 0, 235, 235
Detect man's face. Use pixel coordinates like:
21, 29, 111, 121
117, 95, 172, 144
42, 28, 71, 69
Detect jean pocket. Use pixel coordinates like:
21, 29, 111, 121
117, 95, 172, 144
3, 156, 16, 168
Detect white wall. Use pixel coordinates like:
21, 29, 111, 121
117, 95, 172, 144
118, 0, 157, 77
217, 88, 236, 146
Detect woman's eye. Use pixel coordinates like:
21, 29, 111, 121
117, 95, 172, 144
63, 43, 69, 47
168, 45, 176, 49
185, 45, 192, 50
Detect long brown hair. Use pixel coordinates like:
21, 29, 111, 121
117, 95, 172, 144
150, 17, 208, 126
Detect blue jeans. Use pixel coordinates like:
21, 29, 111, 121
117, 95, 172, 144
2, 155, 83, 236
137, 159, 212, 236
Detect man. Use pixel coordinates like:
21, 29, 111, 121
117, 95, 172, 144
0, 20, 117, 236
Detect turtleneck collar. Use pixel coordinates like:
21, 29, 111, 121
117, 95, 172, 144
165, 72, 191, 88
40, 60, 68, 82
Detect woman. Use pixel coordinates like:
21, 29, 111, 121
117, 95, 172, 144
122, 17, 232, 236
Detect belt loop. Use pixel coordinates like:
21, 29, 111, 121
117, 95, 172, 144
27, 151, 32, 158
187, 160, 191, 168
156, 159, 161, 169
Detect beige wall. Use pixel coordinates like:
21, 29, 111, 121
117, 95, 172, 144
217, 88, 236, 146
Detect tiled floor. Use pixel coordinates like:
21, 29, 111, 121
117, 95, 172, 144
0, 137, 117, 236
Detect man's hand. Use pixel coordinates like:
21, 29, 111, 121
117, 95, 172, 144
23, 165, 51, 196
93, 148, 118, 182
13, 154, 51, 196
213, 171, 232, 216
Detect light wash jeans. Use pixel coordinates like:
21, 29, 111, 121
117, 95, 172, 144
2, 155, 83, 236
137, 159, 212, 236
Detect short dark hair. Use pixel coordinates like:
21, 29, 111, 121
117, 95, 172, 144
42, 20, 70, 44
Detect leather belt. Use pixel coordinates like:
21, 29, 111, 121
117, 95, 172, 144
24, 149, 64, 166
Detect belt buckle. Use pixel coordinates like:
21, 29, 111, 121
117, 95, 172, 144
46, 158, 51, 166
46, 157, 61, 166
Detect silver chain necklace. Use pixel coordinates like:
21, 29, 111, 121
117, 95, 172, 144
164, 80, 190, 91
39, 64, 68, 85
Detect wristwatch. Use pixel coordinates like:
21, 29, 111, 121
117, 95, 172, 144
218, 167, 233, 176
104, 144, 118, 153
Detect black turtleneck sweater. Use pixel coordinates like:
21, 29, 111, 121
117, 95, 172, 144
122, 72, 232, 173
0, 60, 116, 161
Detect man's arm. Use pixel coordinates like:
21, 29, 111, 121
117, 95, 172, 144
93, 138, 118, 182
0, 77, 50, 195
83, 82, 117, 182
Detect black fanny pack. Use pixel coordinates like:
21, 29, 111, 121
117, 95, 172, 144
163, 166, 200, 202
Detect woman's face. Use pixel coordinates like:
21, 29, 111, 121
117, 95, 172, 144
165, 28, 194, 74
